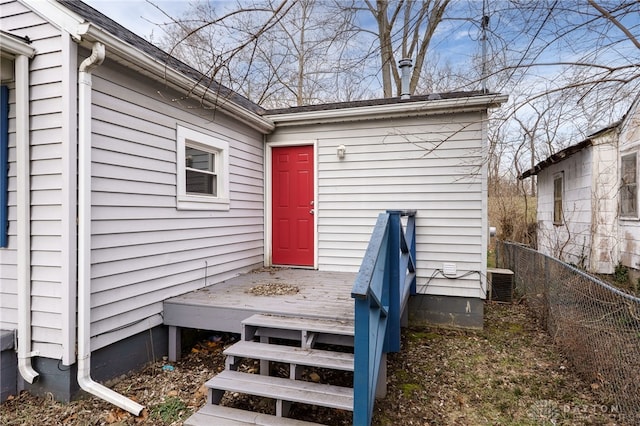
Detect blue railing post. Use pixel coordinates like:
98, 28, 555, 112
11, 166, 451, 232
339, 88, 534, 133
408, 214, 417, 295
351, 209, 417, 426
384, 210, 401, 353
0, 85, 8, 248
352, 296, 371, 426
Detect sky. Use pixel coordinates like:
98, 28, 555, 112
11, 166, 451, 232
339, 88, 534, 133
82, 0, 482, 64
84, 0, 188, 41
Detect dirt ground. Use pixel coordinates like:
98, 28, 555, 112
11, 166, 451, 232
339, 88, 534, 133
0, 303, 624, 425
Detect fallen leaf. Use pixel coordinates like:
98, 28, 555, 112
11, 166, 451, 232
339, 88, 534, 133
196, 384, 208, 399
134, 408, 149, 423
63, 413, 78, 424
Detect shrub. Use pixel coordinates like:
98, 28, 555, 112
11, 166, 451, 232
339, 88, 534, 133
614, 263, 629, 284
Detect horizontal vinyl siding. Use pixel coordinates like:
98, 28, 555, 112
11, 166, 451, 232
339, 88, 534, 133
0, 79, 17, 331
618, 106, 640, 271
536, 150, 594, 269
268, 112, 487, 298
589, 139, 618, 273
88, 59, 265, 350
1, 2, 65, 361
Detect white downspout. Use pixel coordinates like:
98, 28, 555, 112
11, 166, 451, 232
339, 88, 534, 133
16, 53, 39, 384
77, 42, 144, 416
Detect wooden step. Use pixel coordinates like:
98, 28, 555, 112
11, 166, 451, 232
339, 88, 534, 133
206, 370, 354, 412
184, 404, 323, 426
242, 314, 354, 336
224, 341, 354, 372
242, 314, 355, 347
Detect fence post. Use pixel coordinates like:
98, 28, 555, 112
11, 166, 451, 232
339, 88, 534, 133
384, 210, 401, 353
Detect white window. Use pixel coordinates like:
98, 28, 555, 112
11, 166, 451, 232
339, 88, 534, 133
176, 125, 230, 210
621, 152, 637, 218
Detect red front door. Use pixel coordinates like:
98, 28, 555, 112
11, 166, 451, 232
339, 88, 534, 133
272, 145, 314, 266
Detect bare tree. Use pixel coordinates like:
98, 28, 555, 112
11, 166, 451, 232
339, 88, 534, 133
155, 0, 366, 107
488, 0, 640, 127
349, 0, 452, 97
151, 0, 638, 195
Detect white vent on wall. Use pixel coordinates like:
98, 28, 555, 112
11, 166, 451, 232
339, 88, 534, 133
443, 263, 457, 276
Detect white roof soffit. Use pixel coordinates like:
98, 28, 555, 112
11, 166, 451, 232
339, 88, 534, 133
0, 33, 36, 58
20, 0, 85, 41
21, 0, 273, 133
266, 94, 509, 127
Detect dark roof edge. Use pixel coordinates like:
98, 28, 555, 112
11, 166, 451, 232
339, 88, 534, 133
518, 121, 620, 180
265, 91, 496, 115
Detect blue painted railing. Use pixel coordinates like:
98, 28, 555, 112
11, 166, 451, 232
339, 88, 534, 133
0, 85, 8, 248
351, 210, 417, 425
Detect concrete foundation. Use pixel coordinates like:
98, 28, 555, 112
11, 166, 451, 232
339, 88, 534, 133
409, 295, 484, 330
22, 325, 168, 402
1, 330, 17, 403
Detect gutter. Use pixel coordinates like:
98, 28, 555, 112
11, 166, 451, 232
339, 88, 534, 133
77, 42, 144, 416
14, 46, 39, 385
74, 22, 275, 134
265, 94, 509, 127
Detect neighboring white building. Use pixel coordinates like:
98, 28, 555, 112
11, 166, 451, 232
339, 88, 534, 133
520, 96, 640, 275
0, 0, 506, 403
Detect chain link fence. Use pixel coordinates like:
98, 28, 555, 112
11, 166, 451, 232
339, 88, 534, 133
496, 241, 640, 423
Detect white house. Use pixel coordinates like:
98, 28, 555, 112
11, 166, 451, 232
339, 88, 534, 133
520, 95, 640, 276
0, 0, 506, 405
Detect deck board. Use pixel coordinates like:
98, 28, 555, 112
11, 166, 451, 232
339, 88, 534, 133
164, 269, 356, 334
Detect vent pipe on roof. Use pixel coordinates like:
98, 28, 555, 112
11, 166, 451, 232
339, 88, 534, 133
399, 58, 412, 100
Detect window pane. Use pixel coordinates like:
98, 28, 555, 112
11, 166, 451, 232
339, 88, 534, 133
186, 170, 217, 196
185, 146, 212, 172
622, 154, 636, 184
553, 176, 562, 223
621, 185, 637, 215
621, 154, 637, 216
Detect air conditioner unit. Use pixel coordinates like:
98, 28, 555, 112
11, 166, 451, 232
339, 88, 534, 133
487, 268, 514, 303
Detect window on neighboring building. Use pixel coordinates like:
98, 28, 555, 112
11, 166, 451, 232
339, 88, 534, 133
553, 173, 563, 225
621, 152, 637, 217
0, 85, 8, 247
176, 125, 229, 210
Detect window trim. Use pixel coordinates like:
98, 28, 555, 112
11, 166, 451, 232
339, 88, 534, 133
553, 172, 563, 226
176, 125, 230, 210
620, 151, 638, 219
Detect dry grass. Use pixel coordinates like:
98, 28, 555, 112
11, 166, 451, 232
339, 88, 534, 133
488, 195, 537, 247
375, 303, 622, 425
1, 304, 625, 425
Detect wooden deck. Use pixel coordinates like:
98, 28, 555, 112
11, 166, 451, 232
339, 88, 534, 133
163, 268, 357, 335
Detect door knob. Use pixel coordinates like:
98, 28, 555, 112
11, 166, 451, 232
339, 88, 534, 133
309, 209, 315, 215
